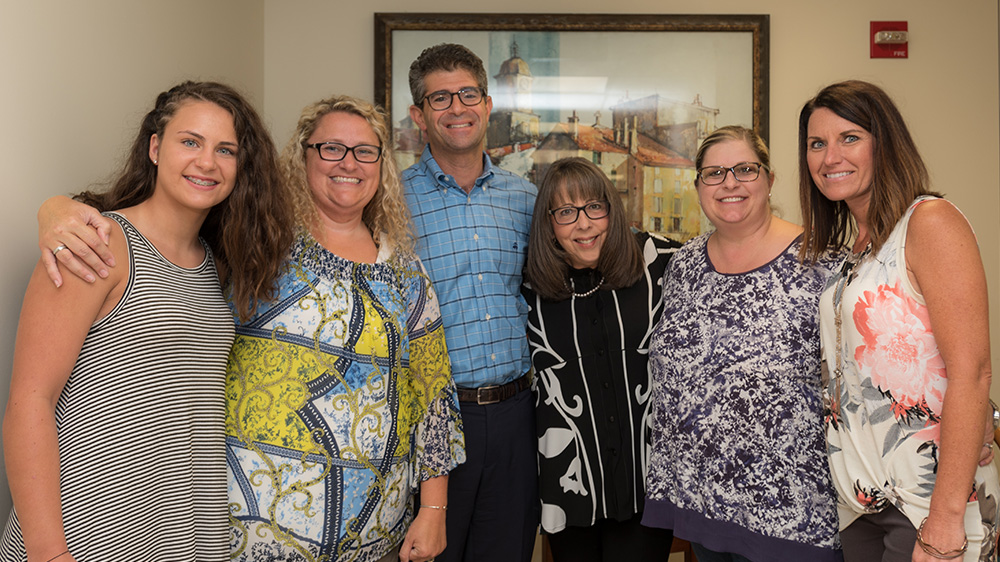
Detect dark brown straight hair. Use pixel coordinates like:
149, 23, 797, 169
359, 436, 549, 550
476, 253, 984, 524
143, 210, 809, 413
798, 80, 938, 261
524, 157, 643, 300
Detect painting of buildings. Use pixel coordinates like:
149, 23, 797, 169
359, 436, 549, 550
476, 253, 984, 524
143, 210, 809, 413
388, 27, 758, 242
488, 42, 542, 149
528, 93, 717, 241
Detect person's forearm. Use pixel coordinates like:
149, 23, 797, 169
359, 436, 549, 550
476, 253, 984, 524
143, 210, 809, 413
400, 474, 450, 562
419, 474, 449, 508
3, 399, 70, 560
930, 366, 992, 518
914, 366, 991, 561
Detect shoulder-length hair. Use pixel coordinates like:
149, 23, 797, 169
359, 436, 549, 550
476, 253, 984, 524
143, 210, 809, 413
281, 95, 413, 256
798, 80, 938, 261
524, 157, 642, 300
77, 80, 294, 321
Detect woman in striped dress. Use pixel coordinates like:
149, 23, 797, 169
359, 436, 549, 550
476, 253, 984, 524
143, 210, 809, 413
2, 81, 292, 562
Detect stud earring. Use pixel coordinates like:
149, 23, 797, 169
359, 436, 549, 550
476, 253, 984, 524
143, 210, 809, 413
153, 159, 157, 165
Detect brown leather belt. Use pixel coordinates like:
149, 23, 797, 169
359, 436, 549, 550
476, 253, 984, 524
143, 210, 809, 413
457, 374, 530, 405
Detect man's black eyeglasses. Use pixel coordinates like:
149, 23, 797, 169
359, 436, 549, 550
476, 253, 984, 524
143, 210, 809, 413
422, 87, 484, 111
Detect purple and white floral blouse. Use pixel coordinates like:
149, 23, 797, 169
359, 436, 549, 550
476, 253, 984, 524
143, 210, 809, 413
643, 233, 843, 562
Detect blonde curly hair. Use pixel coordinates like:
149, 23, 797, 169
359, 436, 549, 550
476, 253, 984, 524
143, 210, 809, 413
281, 95, 413, 256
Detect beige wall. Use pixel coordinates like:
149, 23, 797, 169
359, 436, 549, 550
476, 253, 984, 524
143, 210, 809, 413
0, 0, 266, 515
262, 0, 1000, 400
1, 0, 997, 521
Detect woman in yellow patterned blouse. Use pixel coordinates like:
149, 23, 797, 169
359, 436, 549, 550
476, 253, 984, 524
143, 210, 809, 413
224, 96, 465, 562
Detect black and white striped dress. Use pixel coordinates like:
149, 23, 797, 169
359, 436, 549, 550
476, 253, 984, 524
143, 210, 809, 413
1, 212, 234, 561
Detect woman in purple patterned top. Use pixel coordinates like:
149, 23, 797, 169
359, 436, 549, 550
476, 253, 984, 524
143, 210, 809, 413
642, 126, 843, 562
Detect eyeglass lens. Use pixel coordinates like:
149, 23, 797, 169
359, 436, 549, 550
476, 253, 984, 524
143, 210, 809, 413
551, 201, 610, 225
312, 142, 381, 163
425, 88, 483, 110
698, 163, 762, 185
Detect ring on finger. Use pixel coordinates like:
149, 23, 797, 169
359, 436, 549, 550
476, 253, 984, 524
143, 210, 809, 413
52, 244, 69, 256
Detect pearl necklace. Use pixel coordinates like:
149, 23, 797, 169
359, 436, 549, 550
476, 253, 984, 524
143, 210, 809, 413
568, 275, 604, 298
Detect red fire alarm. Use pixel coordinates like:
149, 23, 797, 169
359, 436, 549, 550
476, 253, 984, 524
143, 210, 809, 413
871, 21, 908, 59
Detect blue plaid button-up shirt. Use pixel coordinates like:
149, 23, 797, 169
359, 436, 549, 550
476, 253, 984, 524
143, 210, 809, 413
402, 146, 536, 388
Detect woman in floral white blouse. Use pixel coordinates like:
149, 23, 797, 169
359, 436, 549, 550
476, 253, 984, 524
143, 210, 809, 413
800, 80, 999, 562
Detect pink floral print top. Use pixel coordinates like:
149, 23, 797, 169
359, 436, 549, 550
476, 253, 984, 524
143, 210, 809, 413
820, 196, 999, 560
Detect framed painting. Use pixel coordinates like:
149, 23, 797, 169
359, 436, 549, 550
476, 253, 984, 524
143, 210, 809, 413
374, 13, 769, 241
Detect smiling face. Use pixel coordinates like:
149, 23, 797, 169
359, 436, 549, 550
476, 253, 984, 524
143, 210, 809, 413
551, 188, 609, 270
408, 68, 493, 158
148, 100, 238, 215
805, 107, 875, 215
696, 139, 774, 230
305, 111, 381, 223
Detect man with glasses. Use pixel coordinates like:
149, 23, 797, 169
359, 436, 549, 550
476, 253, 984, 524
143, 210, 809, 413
403, 43, 539, 562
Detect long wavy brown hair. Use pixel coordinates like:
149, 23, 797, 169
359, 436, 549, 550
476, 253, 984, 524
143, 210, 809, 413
280, 95, 413, 256
524, 157, 643, 300
798, 80, 938, 261
76, 81, 294, 320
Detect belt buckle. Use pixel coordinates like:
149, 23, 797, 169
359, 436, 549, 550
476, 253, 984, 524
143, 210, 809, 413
477, 385, 501, 405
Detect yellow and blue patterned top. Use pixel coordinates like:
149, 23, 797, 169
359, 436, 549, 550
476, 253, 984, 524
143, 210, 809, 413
225, 234, 465, 562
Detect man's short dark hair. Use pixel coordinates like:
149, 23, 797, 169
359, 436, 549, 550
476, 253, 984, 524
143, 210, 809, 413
408, 43, 489, 106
